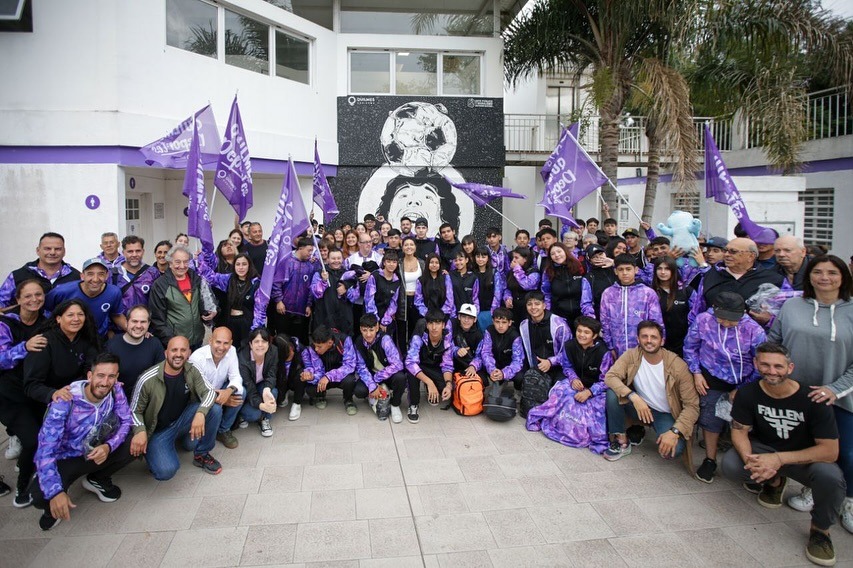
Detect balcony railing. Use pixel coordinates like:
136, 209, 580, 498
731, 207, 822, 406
505, 86, 851, 159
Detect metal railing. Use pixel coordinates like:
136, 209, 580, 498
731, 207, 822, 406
505, 86, 850, 158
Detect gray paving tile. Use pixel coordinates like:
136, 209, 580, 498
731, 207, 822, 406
359, 557, 424, 567
675, 527, 760, 567
591, 498, 664, 536
302, 464, 364, 491
160, 526, 249, 568
410, 484, 469, 516
527, 503, 615, 543
494, 452, 561, 478
66, 497, 139, 536
192, 494, 248, 529
361, 461, 404, 488
455, 456, 506, 482
313, 442, 355, 465
240, 523, 298, 566
355, 486, 412, 519
400, 457, 466, 485
293, 520, 371, 562
459, 479, 530, 512
259, 443, 316, 466
368, 516, 421, 558
518, 475, 576, 507
351, 439, 398, 463
0, 538, 50, 567
310, 489, 357, 521
562, 539, 627, 567
241, 492, 312, 525
435, 550, 494, 567
120, 497, 202, 532
488, 544, 570, 567
609, 532, 698, 567
31, 533, 125, 568
259, 465, 305, 493
195, 465, 263, 496
415, 512, 496, 554
108, 531, 176, 568
482, 508, 545, 547
399, 436, 447, 459
721, 522, 811, 566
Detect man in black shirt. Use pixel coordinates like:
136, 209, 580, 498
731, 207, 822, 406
722, 342, 844, 567
106, 305, 164, 399
242, 222, 269, 275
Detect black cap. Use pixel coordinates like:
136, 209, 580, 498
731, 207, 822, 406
704, 236, 729, 250
713, 292, 746, 321
415, 217, 429, 227
622, 228, 640, 238
585, 244, 606, 258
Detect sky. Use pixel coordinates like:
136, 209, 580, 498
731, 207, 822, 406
825, 0, 853, 19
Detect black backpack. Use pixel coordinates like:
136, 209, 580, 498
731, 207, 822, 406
483, 381, 517, 422
520, 369, 551, 418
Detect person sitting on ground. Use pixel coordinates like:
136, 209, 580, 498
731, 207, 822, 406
301, 325, 360, 415
274, 334, 306, 420
450, 304, 483, 374
518, 291, 569, 390
603, 320, 699, 462
353, 314, 407, 424
129, 336, 223, 479
527, 316, 613, 453
600, 254, 664, 358
683, 292, 766, 484
405, 309, 454, 424
237, 328, 278, 438
105, 305, 164, 399
30, 353, 135, 531
464, 307, 524, 387
721, 342, 845, 567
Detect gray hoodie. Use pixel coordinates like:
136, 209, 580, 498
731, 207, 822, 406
768, 297, 853, 413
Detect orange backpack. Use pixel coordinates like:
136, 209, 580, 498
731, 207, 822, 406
452, 372, 483, 416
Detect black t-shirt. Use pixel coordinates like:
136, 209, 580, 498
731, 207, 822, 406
156, 371, 190, 431
106, 335, 165, 399
731, 381, 838, 452
243, 241, 269, 275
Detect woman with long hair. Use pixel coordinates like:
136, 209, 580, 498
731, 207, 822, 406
237, 327, 279, 437
343, 230, 359, 257
365, 250, 402, 338
414, 253, 455, 321
650, 256, 696, 357
398, 237, 425, 352
153, 240, 172, 275
197, 252, 260, 347
542, 243, 593, 327
605, 237, 627, 259
472, 247, 504, 330
0, 279, 49, 505
333, 228, 345, 249
503, 247, 540, 325
228, 228, 245, 252
215, 239, 237, 273
461, 234, 477, 267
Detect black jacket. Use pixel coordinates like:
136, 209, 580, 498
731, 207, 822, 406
23, 327, 97, 405
239, 344, 279, 409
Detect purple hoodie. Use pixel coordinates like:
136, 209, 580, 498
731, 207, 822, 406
405, 331, 454, 376
364, 272, 401, 326
302, 336, 357, 384
0, 313, 29, 371
271, 253, 319, 316
470, 331, 524, 379
35, 380, 132, 500
599, 282, 664, 356
354, 334, 404, 392
682, 309, 766, 385
114, 265, 161, 312
414, 274, 455, 318
519, 312, 570, 368
0, 263, 78, 308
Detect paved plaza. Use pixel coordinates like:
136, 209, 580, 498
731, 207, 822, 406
1, 394, 851, 568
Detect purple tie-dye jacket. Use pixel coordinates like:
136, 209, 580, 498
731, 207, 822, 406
354, 334, 404, 392
35, 380, 132, 500
599, 282, 664, 356
682, 309, 766, 385
489, 245, 509, 275
114, 265, 161, 312
0, 263, 78, 307
470, 332, 524, 380
364, 272, 401, 326
405, 331, 454, 376
272, 254, 319, 316
302, 336, 357, 384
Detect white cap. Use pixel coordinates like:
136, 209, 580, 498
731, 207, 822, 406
459, 303, 478, 318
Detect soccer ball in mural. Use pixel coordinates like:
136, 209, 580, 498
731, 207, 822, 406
380, 102, 458, 176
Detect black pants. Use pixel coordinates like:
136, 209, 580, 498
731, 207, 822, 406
407, 366, 447, 406
270, 310, 310, 345
367, 371, 408, 406
0, 397, 45, 492
29, 438, 134, 510
305, 373, 358, 403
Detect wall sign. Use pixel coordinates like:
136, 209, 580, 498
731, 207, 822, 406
85, 195, 101, 210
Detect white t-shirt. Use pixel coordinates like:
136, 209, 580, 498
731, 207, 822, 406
632, 357, 671, 414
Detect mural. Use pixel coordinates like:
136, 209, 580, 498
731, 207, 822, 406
335, 96, 504, 239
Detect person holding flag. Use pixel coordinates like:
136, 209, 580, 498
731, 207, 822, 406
214, 94, 253, 222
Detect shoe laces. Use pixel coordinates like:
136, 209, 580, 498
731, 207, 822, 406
843, 498, 853, 514
809, 530, 832, 548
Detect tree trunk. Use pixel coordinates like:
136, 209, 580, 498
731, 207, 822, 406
642, 119, 661, 224
599, 97, 621, 216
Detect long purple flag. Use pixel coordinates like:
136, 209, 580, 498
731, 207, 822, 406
704, 125, 773, 240
140, 104, 221, 168
181, 119, 214, 254
313, 140, 339, 223
540, 123, 573, 183
445, 178, 526, 207
214, 95, 253, 221
539, 124, 607, 227
253, 158, 311, 329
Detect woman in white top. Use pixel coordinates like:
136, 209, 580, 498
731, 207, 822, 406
398, 237, 425, 352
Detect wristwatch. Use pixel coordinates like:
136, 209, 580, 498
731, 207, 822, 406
669, 427, 683, 439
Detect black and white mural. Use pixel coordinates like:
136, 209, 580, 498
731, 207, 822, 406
335, 96, 504, 239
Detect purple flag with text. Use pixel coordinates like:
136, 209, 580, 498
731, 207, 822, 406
313, 140, 339, 223
539, 125, 607, 227
704, 125, 772, 239
181, 120, 214, 255
445, 178, 526, 207
253, 158, 311, 329
540, 122, 575, 183
140, 104, 221, 168
214, 95, 253, 221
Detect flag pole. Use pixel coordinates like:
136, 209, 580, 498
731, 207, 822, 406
485, 202, 522, 230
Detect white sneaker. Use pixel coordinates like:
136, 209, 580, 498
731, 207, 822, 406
369, 398, 378, 414
787, 486, 814, 512
5, 436, 21, 460
236, 419, 249, 429
289, 403, 302, 421
390, 405, 403, 424
843, 498, 853, 534
259, 418, 273, 437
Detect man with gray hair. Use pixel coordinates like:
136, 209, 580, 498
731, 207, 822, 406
97, 232, 125, 276
148, 245, 217, 350
774, 235, 810, 290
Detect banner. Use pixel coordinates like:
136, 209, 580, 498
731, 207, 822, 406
140, 104, 221, 168
214, 95, 253, 221
445, 178, 525, 207
181, 119, 214, 254
313, 140, 339, 223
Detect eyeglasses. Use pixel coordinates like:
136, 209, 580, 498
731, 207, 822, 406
723, 248, 752, 255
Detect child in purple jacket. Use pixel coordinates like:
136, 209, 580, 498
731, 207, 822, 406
600, 254, 664, 357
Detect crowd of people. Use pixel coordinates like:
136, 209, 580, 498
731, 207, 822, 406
0, 211, 850, 566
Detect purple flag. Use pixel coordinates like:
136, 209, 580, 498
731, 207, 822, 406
704, 126, 772, 240
140, 104, 221, 168
253, 158, 311, 329
445, 177, 526, 207
181, 120, 214, 255
539, 126, 608, 222
214, 96, 253, 221
540, 123, 575, 183
313, 140, 339, 223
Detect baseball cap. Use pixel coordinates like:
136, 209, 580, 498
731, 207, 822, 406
585, 244, 606, 258
704, 236, 729, 250
622, 228, 640, 238
713, 292, 747, 321
415, 217, 429, 227
81, 258, 108, 271
459, 304, 478, 318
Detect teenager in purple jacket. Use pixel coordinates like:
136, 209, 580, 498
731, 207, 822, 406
301, 325, 359, 415
600, 254, 664, 358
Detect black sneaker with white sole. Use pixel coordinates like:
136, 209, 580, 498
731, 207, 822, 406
626, 425, 646, 446
13, 489, 33, 508
193, 453, 223, 475
82, 476, 121, 502
39, 512, 61, 531
407, 405, 420, 424
0, 476, 10, 497
695, 458, 717, 483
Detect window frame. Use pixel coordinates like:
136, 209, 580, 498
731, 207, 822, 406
348, 49, 483, 97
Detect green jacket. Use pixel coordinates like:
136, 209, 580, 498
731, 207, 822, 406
149, 269, 217, 348
130, 361, 215, 437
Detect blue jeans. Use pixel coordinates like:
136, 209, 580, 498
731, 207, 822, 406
240, 388, 279, 422
836, 407, 853, 497
219, 403, 241, 433
606, 389, 685, 458
146, 402, 222, 481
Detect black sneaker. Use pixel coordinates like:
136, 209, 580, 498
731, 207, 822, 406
407, 405, 420, 424
806, 529, 836, 567
193, 453, 223, 475
82, 475, 121, 502
0, 476, 10, 497
758, 476, 787, 509
742, 482, 763, 494
12, 489, 32, 508
695, 458, 717, 484
626, 425, 646, 446
39, 512, 60, 531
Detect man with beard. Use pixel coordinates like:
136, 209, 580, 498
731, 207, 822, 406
29, 353, 135, 530
113, 236, 161, 311
45, 258, 127, 338
311, 248, 358, 336
0, 232, 80, 308
106, 305, 164, 399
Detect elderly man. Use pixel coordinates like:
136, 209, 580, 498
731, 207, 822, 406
774, 235, 810, 291
97, 232, 125, 275
0, 232, 80, 307
690, 237, 788, 326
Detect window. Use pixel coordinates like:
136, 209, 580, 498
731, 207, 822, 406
262, 0, 333, 30
225, 10, 269, 75
275, 30, 309, 84
166, 0, 218, 58
799, 188, 834, 248
672, 192, 700, 217
340, 4, 493, 36
126, 198, 140, 221
349, 50, 482, 96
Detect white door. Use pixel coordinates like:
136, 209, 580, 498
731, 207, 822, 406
125, 193, 153, 255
